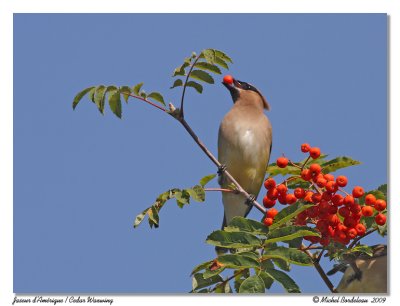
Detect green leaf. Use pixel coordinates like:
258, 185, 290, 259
191, 260, 213, 275
287, 178, 310, 190
190, 70, 214, 84
192, 273, 223, 291
217, 254, 260, 269
321, 156, 361, 174
94, 85, 107, 114
264, 268, 301, 293
259, 271, 274, 290
266, 162, 302, 177
350, 245, 373, 257
186, 81, 203, 94
272, 258, 291, 272
262, 247, 313, 266
148, 92, 166, 106
108, 90, 122, 118
203, 266, 225, 279
224, 216, 269, 236
133, 208, 150, 228
132, 82, 144, 95
119, 86, 131, 103
266, 226, 320, 244
286, 237, 304, 248
174, 190, 190, 206
215, 57, 229, 69
140, 91, 147, 99
215, 49, 233, 64
186, 185, 205, 202
194, 62, 222, 74
148, 206, 159, 227
270, 202, 313, 230
201, 49, 217, 64
170, 79, 183, 89
199, 174, 216, 187
238, 275, 265, 293
214, 281, 232, 293
236, 251, 260, 261
234, 269, 250, 292
88, 87, 96, 102
206, 231, 262, 249
173, 62, 190, 76
377, 184, 387, 197
72, 86, 95, 109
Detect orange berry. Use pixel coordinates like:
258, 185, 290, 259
266, 208, 279, 219
277, 157, 289, 168
365, 194, 377, 206
306, 206, 319, 218
222, 75, 234, 85
309, 163, 322, 176
309, 147, 321, 159
264, 178, 276, 190
320, 236, 330, 246
339, 206, 351, 218
361, 206, 374, 217
316, 177, 327, 188
346, 228, 358, 239
324, 174, 335, 181
304, 191, 314, 203
374, 199, 386, 211
375, 213, 386, 226
355, 223, 366, 236
325, 181, 338, 193
311, 192, 322, 204
343, 195, 355, 206
263, 196, 276, 208
263, 217, 273, 227
336, 176, 348, 187
286, 194, 297, 205
350, 203, 361, 214
301, 169, 312, 181
277, 193, 287, 205
352, 186, 364, 198
276, 184, 288, 195
267, 188, 279, 200
301, 143, 311, 153
294, 187, 306, 199
322, 191, 332, 201
344, 216, 357, 228
332, 194, 344, 206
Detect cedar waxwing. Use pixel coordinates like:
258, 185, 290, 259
329, 244, 387, 293
217, 77, 272, 243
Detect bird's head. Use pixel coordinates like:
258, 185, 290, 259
222, 75, 270, 110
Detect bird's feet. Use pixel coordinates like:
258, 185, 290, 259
217, 164, 227, 176
245, 194, 256, 206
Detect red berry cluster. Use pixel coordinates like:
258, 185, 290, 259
262, 143, 387, 247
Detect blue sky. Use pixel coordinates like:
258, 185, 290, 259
14, 13, 387, 293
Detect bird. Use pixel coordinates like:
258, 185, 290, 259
328, 244, 387, 293
217, 76, 272, 252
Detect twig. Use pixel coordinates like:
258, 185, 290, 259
205, 188, 237, 193
301, 244, 337, 293
180, 55, 201, 118
123, 92, 167, 112
348, 228, 378, 249
211, 269, 245, 292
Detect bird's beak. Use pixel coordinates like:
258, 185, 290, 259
222, 78, 240, 102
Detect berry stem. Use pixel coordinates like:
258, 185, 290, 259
301, 156, 311, 170
338, 187, 350, 197
288, 160, 302, 169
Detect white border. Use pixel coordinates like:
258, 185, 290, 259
1, 1, 399, 306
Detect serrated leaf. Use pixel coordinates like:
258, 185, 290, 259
194, 62, 222, 74
215, 57, 229, 69
175, 190, 190, 206
94, 85, 107, 114
218, 254, 260, 269
140, 91, 147, 99
88, 87, 96, 102
192, 273, 223, 291
214, 281, 232, 293
262, 247, 313, 266
190, 70, 214, 84
287, 178, 310, 190
238, 275, 265, 293
350, 245, 373, 257
266, 226, 320, 244
224, 216, 269, 236
203, 266, 225, 279
236, 251, 260, 261
186, 81, 203, 94
215, 49, 233, 63
108, 91, 122, 118
173, 61, 190, 77
72, 86, 95, 109
201, 49, 217, 64
321, 156, 361, 174
132, 82, 143, 95
133, 208, 150, 228
259, 271, 274, 289
234, 269, 250, 292
206, 231, 262, 249
186, 185, 205, 202
264, 268, 300, 293
270, 202, 314, 230
148, 92, 166, 106
148, 206, 159, 227
191, 260, 214, 275
119, 86, 131, 103
170, 79, 183, 89
286, 237, 304, 248
199, 174, 217, 187
377, 184, 387, 197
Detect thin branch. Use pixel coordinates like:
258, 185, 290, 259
348, 228, 378, 249
301, 244, 337, 293
180, 55, 201, 117
211, 269, 245, 292
205, 188, 237, 193
123, 92, 167, 112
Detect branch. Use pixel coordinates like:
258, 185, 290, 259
348, 228, 378, 249
301, 244, 337, 293
205, 188, 237, 193
123, 92, 167, 112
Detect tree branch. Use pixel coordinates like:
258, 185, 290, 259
180, 55, 201, 118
